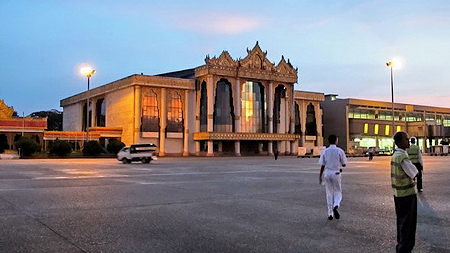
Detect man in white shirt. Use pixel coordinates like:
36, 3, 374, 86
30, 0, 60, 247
319, 134, 348, 220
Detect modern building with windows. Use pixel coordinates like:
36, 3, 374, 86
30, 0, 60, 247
60, 43, 325, 156
321, 94, 450, 154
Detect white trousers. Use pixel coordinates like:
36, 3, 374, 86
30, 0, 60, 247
324, 169, 342, 216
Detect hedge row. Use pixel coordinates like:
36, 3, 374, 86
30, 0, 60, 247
13, 137, 125, 157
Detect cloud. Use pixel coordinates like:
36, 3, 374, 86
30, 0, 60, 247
171, 12, 265, 35
404, 16, 450, 28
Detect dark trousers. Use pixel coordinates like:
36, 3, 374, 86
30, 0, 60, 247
413, 163, 423, 190
394, 194, 417, 253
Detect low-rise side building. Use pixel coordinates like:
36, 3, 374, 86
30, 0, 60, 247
321, 94, 450, 154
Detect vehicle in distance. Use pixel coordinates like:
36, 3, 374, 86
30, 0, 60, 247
117, 143, 158, 164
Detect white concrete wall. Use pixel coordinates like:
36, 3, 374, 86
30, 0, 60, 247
165, 138, 183, 154
63, 103, 83, 131
105, 87, 135, 146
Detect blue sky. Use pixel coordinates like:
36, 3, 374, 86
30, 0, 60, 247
1, 0, 449, 115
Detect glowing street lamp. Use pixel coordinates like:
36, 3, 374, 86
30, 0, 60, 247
386, 59, 400, 152
80, 66, 96, 142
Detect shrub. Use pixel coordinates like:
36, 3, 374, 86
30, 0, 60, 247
50, 140, 72, 156
107, 139, 125, 154
83, 141, 105, 156
15, 136, 41, 157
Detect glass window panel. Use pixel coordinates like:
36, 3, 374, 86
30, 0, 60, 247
241, 81, 266, 133
167, 92, 183, 132
364, 123, 369, 134
385, 125, 390, 136
200, 82, 207, 132
142, 89, 159, 132
214, 79, 234, 132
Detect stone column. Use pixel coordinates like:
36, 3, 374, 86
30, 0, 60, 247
91, 98, 97, 127
183, 90, 190, 156
234, 78, 241, 156
195, 84, 201, 156
134, 86, 142, 144
159, 88, 166, 156
207, 75, 214, 156
285, 92, 290, 155
315, 101, 323, 146
268, 81, 274, 154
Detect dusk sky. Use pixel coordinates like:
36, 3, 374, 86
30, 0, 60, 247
1, 0, 449, 115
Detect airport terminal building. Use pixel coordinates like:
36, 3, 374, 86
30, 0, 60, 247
321, 94, 450, 154
60, 43, 325, 156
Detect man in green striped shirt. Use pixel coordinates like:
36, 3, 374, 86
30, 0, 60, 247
391, 131, 418, 253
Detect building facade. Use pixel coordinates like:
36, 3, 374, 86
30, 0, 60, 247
61, 43, 325, 156
0, 100, 47, 151
321, 94, 450, 154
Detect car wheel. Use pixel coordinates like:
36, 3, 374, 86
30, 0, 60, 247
122, 158, 128, 164
141, 158, 150, 163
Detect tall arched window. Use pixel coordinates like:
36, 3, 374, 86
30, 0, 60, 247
306, 103, 317, 136
96, 99, 106, 127
82, 102, 92, 131
295, 102, 301, 134
167, 91, 183, 132
241, 81, 266, 133
142, 90, 159, 132
273, 85, 286, 133
214, 79, 234, 132
200, 81, 207, 132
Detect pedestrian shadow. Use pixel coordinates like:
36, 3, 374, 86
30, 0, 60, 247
417, 193, 450, 251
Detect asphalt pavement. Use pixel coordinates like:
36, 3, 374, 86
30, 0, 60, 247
1, 156, 449, 252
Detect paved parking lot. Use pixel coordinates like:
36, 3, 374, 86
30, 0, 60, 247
1, 156, 449, 252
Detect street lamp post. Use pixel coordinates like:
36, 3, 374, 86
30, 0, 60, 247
80, 66, 96, 143
386, 61, 395, 151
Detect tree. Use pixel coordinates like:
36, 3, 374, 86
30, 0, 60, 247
15, 136, 41, 157
107, 139, 125, 154
83, 141, 105, 156
50, 140, 72, 156
29, 109, 62, 131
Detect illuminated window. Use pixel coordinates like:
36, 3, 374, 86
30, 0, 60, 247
396, 126, 401, 132
385, 125, 390, 136
374, 124, 379, 135
241, 81, 266, 133
142, 89, 159, 132
364, 123, 369, 133
167, 91, 183, 132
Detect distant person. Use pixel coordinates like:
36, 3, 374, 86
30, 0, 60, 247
274, 148, 279, 160
391, 131, 418, 253
368, 147, 374, 161
407, 137, 424, 192
319, 134, 348, 220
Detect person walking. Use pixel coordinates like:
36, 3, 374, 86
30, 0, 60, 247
391, 131, 418, 253
368, 147, 374, 161
407, 137, 424, 192
319, 134, 348, 220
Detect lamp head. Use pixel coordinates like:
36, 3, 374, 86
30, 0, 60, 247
80, 66, 96, 77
